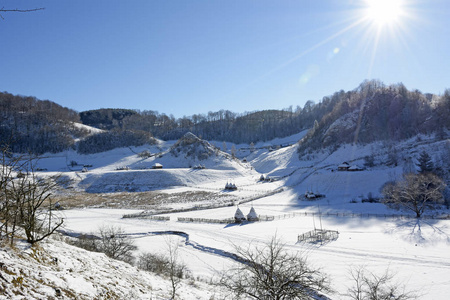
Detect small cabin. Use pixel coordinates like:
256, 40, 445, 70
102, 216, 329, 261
259, 174, 265, 181
338, 162, 350, 171
152, 163, 163, 169
304, 191, 325, 200
234, 207, 246, 223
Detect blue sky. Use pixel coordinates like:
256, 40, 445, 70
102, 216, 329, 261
1, 0, 449, 117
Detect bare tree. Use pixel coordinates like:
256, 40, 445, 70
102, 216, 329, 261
7, 166, 63, 244
1, 147, 63, 245
347, 266, 417, 300
221, 236, 331, 300
137, 238, 188, 299
382, 173, 446, 218
231, 144, 237, 158
0, 144, 21, 242
166, 238, 187, 299
98, 225, 137, 263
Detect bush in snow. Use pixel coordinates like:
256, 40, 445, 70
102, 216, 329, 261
347, 266, 417, 300
382, 173, 446, 218
220, 236, 331, 299
98, 225, 137, 264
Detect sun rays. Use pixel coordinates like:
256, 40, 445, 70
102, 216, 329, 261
366, 0, 404, 27
264, 0, 415, 83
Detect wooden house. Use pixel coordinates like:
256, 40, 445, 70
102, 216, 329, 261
152, 163, 163, 169
338, 162, 350, 171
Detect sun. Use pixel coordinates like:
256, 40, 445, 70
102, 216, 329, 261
366, 0, 404, 26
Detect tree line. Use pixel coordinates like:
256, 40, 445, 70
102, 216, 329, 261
298, 80, 450, 153
0, 92, 87, 154
2, 80, 449, 155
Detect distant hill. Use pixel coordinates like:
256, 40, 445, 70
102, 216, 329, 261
2, 80, 449, 154
0, 93, 155, 154
297, 80, 450, 154
76, 81, 449, 149
0, 92, 85, 154
78, 108, 302, 143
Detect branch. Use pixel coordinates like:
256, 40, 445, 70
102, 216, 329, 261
0, 7, 45, 20
0, 7, 45, 13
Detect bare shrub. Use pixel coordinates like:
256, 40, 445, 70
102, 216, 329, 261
137, 150, 152, 158
137, 252, 169, 275
347, 266, 417, 300
97, 225, 137, 263
137, 239, 188, 299
221, 236, 331, 299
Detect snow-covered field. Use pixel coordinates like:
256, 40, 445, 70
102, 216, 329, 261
6, 133, 450, 299
59, 204, 450, 299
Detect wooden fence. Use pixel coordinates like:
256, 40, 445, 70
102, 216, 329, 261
263, 211, 450, 221
176, 215, 276, 224
177, 217, 235, 224
298, 229, 339, 244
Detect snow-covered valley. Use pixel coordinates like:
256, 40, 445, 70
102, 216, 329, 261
2, 133, 450, 299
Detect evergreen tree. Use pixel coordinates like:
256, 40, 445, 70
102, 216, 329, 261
416, 151, 434, 173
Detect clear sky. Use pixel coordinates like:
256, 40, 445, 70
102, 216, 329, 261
1, 0, 449, 117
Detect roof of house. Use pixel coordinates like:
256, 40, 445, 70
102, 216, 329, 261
349, 165, 362, 170
338, 162, 350, 168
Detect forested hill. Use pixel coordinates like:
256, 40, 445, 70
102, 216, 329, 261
1, 80, 449, 154
79, 108, 304, 143
297, 80, 450, 153
78, 80, 450, 146
0, 92, 156, 155
0, 92, 87, 154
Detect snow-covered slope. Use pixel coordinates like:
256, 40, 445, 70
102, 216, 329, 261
36, 133, 258, 193
72, 122, 105, 135
0, 236, 223, 300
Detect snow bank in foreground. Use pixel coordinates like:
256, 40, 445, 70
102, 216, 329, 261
0, 237, 223, 300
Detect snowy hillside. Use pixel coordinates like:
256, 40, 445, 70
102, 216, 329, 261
36, 133, 258, 195
0, 236, 223, 299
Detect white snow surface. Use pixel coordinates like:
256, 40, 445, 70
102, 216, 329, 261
6, 133, 450, 299
0, 236, 223, 299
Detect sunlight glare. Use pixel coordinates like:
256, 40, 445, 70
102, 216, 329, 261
366, 0, 403, 26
